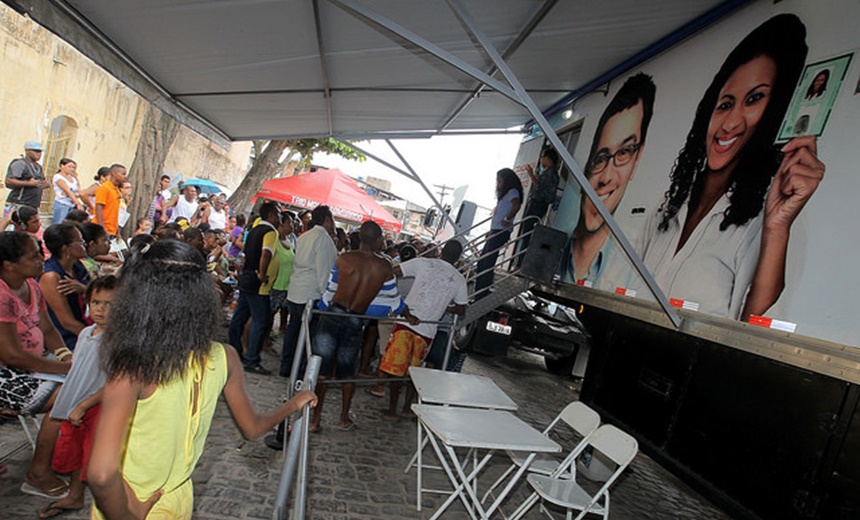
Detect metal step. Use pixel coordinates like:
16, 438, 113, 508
462, 275, 531, 327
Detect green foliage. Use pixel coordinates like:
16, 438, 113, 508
289, 138, 365, 169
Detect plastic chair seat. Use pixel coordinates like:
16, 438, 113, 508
506, 450, 562, 476
527, 473, 607, 515
481, 401, 600, 506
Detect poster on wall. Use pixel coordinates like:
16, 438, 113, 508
550, 2, 860, 347
778, 53, 853, 140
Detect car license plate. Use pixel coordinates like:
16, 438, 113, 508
486, 321, 511, 335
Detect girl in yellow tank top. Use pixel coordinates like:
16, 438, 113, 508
86, 239, 317, 520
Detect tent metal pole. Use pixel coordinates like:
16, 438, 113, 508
329, 0, 520, 104
383, 140, 460, 237
311, 0, 334, 136
439, 0, 559, 131
445, 0, 681, 329
335, 140, 459, 241
237, 129, 526, 141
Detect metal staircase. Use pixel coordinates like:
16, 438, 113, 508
462, 275, 530, 326
423, 215, 543, 328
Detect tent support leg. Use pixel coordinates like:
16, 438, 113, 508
335, 140, 461, 242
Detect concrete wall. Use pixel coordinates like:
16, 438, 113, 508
0, 7, 145, 191
0, 5, 250, 202
163, 126, 252, 194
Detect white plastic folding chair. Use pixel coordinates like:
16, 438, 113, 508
509, 424, 638, 520
481, 401, 600, 504
17, 413, 39, 450
0, 412, 39, 463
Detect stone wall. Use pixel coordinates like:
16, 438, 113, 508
0, 4, 250, 203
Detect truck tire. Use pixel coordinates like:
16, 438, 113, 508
544, 354, 575, 376
459, 320, 479, 354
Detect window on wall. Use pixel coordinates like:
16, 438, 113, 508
42, 115, 79, 212
543, 122, 581, 228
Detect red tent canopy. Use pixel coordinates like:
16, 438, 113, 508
255, 168, 402, 233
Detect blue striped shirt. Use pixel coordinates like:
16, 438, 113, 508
317, 264, 406, 318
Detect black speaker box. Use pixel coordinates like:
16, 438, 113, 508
519, 225, 566, 283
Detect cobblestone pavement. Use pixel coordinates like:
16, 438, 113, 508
2, 339, 734, 519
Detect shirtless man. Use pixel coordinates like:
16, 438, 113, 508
310, 221, 417, 432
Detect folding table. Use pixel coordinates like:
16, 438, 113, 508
413, 404, 561, 520
408, 366, 518, 410
406, 367, 519, 510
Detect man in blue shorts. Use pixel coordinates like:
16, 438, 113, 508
309, 221, 417, 432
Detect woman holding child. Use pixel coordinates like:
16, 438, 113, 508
39, 224, 92, 351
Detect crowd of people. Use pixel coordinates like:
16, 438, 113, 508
1, 146, 475, 518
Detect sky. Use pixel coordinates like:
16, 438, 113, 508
312, 133, 524, 212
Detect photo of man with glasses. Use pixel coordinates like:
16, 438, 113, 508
559, 73, 656, 289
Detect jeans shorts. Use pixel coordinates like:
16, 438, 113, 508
312, 304, 368, 379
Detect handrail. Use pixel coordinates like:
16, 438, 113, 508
413, 214, 493, 262
461, 216, 538, 281
457, 215, 539, 272
272, 355, 321, 520
465, 236, 529, 284
446, 213, 493, 242
273, 300, 461, 519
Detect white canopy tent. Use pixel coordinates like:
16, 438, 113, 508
7, 0, 756, 326
9, 0, 741, 142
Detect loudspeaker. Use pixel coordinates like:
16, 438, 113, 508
455, 201, 477, 230
519, 225, 566, 283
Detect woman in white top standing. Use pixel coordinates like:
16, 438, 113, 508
51, 158, 84, 225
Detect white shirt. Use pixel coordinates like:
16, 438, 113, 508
639, 193, 761, 319
399, 257, 468, 338
52, 174, 79, 206
287, 225, 337, 304
208, 208, 227, 230
169, 195, 198, 222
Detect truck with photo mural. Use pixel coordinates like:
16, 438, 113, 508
493, 2, 860, 519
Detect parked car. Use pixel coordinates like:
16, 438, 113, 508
461, 291, 590, 376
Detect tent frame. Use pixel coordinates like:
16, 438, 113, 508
332, 0, 681, 327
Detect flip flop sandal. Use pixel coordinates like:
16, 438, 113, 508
365, 388, 385, 398
337, 420, 356, 431
20, 480, 70, 499
39, 501, 82, 519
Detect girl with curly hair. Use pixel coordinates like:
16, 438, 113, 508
87, 239, 316, 519
639, 14, 825, 319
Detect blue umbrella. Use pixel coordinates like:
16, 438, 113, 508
183, 178, 222, 194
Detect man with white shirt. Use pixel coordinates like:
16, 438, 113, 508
372, 240, 468, 420
559, 73, 655, 292
207, 194, 228, 230
279, 205, 337, 377
166, 185, 199, 224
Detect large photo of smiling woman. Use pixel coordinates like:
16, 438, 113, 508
638, 14, 825, 320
